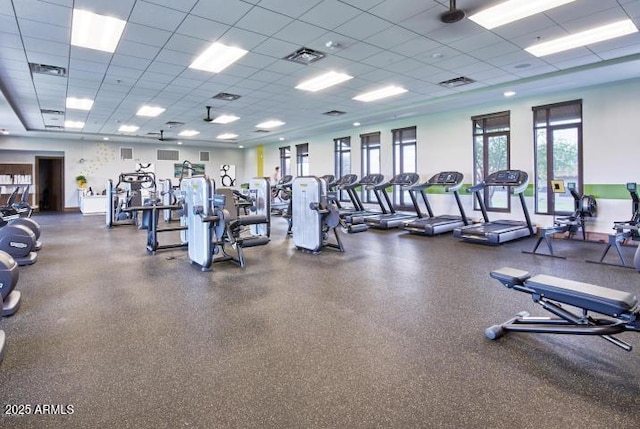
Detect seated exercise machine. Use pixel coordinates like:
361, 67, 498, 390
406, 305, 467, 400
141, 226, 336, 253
523, 181, 597, 258
105, 171, 156, 228
364, 173, 422, 229
586, 182, 640, 268
292, 176, 344, 253
183, 176, 270, 271
453, 169, 537, 244
0, 215, 37, 266
486, 247, 640, 351
0, 250, 21, 363
403, 171, 469, 235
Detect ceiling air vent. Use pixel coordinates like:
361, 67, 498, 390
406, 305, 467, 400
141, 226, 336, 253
165, 121, 184, 128
212, 92, 241, 101
41, 109, 64, 115
254, 129, 270, 133
284, 47, 325, 65
29, 63, 67, 77
323, 110, 346, 116
438, 76, 476, 88
200, 151, 210, 162
44, 125, 64, 130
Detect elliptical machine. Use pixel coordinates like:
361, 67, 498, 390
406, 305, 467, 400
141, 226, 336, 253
0, 250, 21, 363
0, 215, 37, 266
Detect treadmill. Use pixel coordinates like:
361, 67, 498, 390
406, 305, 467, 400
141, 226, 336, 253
343, 174, 387, 223
364, 173, 422, 229
403, 171, 470, 235
453, 169, 537, 244
329, 174, 359, 213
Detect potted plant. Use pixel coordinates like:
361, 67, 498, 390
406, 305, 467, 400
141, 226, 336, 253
76, 174, 87, 188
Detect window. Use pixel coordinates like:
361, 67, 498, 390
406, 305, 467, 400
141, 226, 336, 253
279, 146, 290, 177
392, 126, 417, 208
296, 143, 309, 176
334, 137, 350, 201
472, 111, 510, 212
361, 132, 381, 203
533, 100, 583, 215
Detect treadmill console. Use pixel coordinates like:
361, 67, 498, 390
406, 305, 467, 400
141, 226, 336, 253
359, 174, 385, 185
431, 171, 463, 185
485, 170, 525, 185
390, 173, 420, 186
627, 182, 637, 193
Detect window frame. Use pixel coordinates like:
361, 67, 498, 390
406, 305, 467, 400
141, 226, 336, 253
360, 132, 381, 204
391, 126, 417, 209
279, 146, 291, 177
296, 143, 309, 177
471, 111, 511, 213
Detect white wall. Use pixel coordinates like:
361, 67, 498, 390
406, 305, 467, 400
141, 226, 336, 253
246, 78, 640, 234
0, 136, 244, 208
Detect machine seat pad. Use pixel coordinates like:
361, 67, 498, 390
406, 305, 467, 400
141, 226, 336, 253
490, 267, 531, 287
526, 274, 639, 317
235, 215, 268, 226
238, 236, 270, 248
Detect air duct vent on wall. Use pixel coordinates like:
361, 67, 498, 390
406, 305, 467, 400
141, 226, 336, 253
120, 147, 133, 160
157, 149, 179, 161
438, 76, 476, 88
284, 47, 325, 65
200, 151, 210, 162
29, 63, 67, 77
212, 92, 241, 101
323, 110, 346, 116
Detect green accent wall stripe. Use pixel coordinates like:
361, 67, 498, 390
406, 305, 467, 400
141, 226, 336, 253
454, 183, 633, 199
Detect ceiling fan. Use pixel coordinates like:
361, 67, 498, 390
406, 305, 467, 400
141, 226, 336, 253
440, 0, 465, 23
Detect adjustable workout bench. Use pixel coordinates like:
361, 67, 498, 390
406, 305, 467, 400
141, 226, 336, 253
486, 260, 640, 351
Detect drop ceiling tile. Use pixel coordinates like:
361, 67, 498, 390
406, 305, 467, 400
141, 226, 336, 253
0, 47, 26, 61
257, 0, 323, 18
299, 0, 362, 30
140, 71, 175, 84
489, 14, 558, 42
13, 0, 71, 27
0, 14, 19, 33
217, 27, 269, 51
334, 13, 392, 40
121, 23, 173, 47
392, 57, 427, 74
191, 0, 253, 25
134, 79, 169, 90
562, 7, 630, 33
369, 0, 436, 23
545, 0, 621, 23
223, 63, 260, 78
392, 36, 442, 57
249, 70, 286, 83
484, 50, 534, 68
0, 32, 23, 49
69, 58, 109, 74
467, 41, 522, 61
364, 26, 419, 50
168, 77, 203, 90
73, 0, 135, 19
175, 15, 230, 41
424, 20, 485, 44
511, 64, 560, 78
235, 52, 278, 69
206, 73, 244, 86
25, 51, 69, 69
334, 42, 383, 61
116, 40, 162, 60
253, 38, 301, 58
129, 1, 187, 31
178, 68, 214, 82
155, 48, 194, 66
164, 34, 210, 56
23, 37, 69, 58
588, 33, 640, 53
110, 54, 152, 71
596, 43, 640, 60
146, 61, 186, 76
144, 0, 198, 12
399, 8, 447, 35
361, 50, 406, 68
106, 65, 145, 80
273, 20, 327, 45
235, 7, 293, 36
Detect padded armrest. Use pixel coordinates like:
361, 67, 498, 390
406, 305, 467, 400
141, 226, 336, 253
490, 267, 531, 287
526, 274, 639, 317
233, 215, 268, 226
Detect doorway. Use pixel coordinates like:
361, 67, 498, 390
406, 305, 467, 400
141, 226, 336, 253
36, 156, 64, 212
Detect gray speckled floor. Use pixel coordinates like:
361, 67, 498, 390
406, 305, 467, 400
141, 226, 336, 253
0, 213, 639, 428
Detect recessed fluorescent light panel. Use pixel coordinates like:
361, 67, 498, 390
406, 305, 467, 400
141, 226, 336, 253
178, 130, 200, 137
136, 105, 165, 117
212, 115, 240, 124
66, 97, 94, 110
71, 9, 127, 53
64, 120, 84, 129
295, 71, 353, 92
469, 0, 576, 30
256, 120, 285, 129
503, 91, 516, 97
217, 133, 238, 140
526, 19, 639, 57
353, 86, 408, 102
189, 42, 248, 73
118, 124, 139, 133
